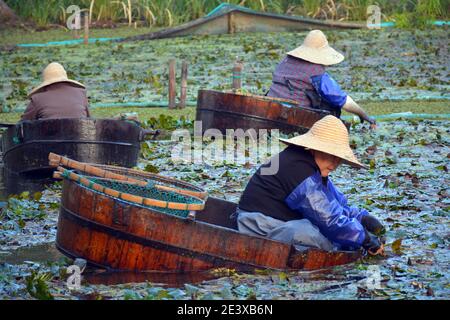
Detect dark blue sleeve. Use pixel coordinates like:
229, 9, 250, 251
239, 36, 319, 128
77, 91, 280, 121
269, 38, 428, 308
311, 73, 347, 109
327, 179, 369, 221
285, 172, 366, 250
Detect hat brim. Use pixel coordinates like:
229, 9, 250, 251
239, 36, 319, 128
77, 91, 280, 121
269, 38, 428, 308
279, 135, 367, 169
287, 45, 344, 66
29, 77, 85, 97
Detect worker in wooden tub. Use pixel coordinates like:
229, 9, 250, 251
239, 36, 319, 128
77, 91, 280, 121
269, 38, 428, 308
21, 62, 90, 121
267, 30, 376, 129
233, 115, 385, 254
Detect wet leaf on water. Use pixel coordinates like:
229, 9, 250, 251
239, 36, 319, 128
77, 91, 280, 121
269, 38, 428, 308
200, 292, 217, 300
220, 286, 234, 299
19, 191, 30, 200
123, 289, 141, 300
277, 272, 289, 284
33, 192, 42, 201
17, 218, 25, 229
25, 271, 54, 300
369, 159, 376, 169
391, 239, 403, 255
210, 268, 237, 277
254, 269, 272, 276
391, 222, 403, 229
221, 170, 233, 178
365, 145, 377, 155
184, 283, 200, 298
144, 164, 160, 174
411, 281, 424, 289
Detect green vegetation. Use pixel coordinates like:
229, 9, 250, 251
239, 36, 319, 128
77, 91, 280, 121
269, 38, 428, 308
0, 100, 447, 124
393, 0, 446, 28
0, 191, 55, 230
0, 26, 158, 46
1, 29, 448, 112
25, 270, 54, 300
5, 0, 449, 29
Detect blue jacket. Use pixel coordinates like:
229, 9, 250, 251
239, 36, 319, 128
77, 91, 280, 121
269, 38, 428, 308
285, 171, 368, 250
311, 72, 348, 109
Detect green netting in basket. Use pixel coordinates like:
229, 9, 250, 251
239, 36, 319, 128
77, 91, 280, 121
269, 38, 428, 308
64, 170, 201, 218
87, 165, 205, 197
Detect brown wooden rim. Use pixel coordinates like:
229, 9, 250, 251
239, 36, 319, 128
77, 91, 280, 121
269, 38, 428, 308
49, 152, 208, 199
54, 166, 205, 211
58, 205, 262, 271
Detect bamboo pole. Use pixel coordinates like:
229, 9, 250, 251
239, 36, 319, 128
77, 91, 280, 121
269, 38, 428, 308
168, 59, 176, 109
232, 59, 243, 91
48, 152, 208, 199
54, 167, 205, 211
178, 60, 188, 109
83, 12, 89, 45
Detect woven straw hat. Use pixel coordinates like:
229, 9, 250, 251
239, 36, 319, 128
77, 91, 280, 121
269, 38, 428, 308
287, 30, 344, 66
29, 62, 85, 97
279, 115, 366, 169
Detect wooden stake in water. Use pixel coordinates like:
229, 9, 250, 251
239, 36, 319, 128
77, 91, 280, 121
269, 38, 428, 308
168, 59, 176, 109
83, 12, 89, 45
228, 12, 236, 34
232, 59, 243, 91
178, 61, 188, 109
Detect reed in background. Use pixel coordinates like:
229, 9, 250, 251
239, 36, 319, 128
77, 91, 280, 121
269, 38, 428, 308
5, 0, 449, 28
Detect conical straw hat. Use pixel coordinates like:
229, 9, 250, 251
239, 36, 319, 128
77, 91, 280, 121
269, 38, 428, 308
287, 30, 344, 66
279, 115, 366, 169
29, 62, 85, 97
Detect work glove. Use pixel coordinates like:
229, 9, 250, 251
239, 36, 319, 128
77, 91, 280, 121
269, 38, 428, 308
361, 214, 385, 236
359, 115, 376, 124
362, 230, 383, 255
359, 116, 377, 130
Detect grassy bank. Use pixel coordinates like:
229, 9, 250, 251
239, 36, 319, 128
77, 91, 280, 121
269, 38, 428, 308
0, 26, 159, 46
0, 100, 448, 123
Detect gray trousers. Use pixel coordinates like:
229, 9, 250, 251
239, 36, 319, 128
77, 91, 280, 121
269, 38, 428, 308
233, 208, 334, 251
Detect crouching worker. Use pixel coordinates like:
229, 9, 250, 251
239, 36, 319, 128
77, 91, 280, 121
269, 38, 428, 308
21, 62, 90, 121
267, 30, 376, 129
233, 115, 385, 254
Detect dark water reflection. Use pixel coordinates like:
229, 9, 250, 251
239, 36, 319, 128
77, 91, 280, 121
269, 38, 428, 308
0, 243, 64, 265
0, 243, 224, 288
84, 270, 222, 288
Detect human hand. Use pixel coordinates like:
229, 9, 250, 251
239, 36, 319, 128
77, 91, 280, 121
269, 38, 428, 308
361, 214, 385, 236
363, 231, 383, 255
359, 116, 377, 130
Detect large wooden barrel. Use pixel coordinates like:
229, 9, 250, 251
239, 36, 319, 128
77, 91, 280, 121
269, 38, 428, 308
1, 118, 148, 194
56, 172, 362, 272
196, 90, 331, 136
